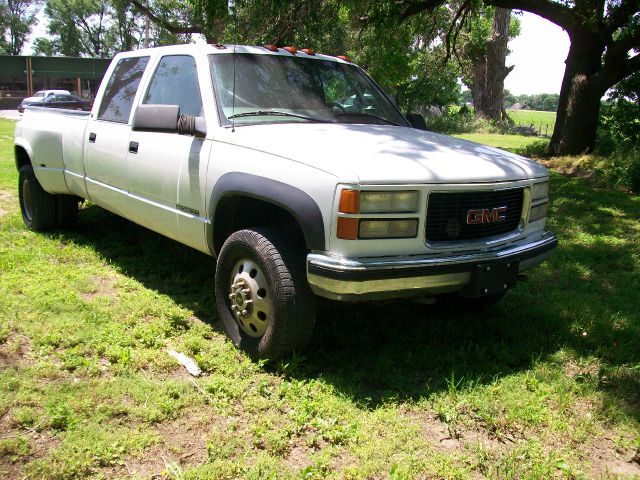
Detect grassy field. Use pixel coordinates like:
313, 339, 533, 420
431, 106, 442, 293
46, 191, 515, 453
1, 117, 639, 479
507, 110, 557, 135
453, 133, 543, 153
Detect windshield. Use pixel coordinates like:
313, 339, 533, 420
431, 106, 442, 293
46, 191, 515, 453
209, 53, 407, 127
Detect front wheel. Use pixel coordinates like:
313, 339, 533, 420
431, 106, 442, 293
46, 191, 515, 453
215, 228, 316, 361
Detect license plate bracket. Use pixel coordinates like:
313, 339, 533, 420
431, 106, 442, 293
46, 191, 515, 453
460, 260, 519, 298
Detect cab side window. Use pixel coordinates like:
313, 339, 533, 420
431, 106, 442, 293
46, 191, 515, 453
144, 55, 203, 117
98, 56, 150, 123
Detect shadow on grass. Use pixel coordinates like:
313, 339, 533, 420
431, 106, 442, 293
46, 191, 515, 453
44, 172, 639, 420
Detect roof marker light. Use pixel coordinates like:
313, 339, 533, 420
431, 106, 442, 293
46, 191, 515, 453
264, 44, 278, 52
283, 46, 298, 54
336, 55, 351, 62
301, 48, 315, 55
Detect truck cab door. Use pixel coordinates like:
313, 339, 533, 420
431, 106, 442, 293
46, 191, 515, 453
126, 54, 211, 252
85, 55, 150, 218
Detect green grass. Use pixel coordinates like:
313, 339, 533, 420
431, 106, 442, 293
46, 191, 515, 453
1, 117, 640, 479
507, 109, 556, 134
453, 132, 544, 153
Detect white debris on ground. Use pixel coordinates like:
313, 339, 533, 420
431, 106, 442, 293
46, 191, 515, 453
167, 349, 202, 377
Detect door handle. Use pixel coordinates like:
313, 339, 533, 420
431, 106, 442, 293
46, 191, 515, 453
88, 132, 96, 143
129, 141, 139, 154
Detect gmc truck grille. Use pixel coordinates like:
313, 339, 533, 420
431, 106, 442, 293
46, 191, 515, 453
426, 188, 524, 242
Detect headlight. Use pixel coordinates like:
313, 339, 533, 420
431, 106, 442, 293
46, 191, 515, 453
531, 181, 549, 201
359, 219, 418, 239
529, 202, 548, 222
360, 191, 420, 213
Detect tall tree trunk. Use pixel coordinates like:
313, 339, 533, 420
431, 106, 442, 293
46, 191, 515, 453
481, 7, 513, 120
469, 8, 514, 121
547, 33, 607, 155
470, 59, 486, 115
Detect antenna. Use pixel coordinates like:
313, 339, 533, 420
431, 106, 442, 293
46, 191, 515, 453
231, 1, 238, 133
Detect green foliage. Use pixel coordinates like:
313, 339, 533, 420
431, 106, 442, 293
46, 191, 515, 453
505, 91, 559, 112
42, 0, 146, 57
0, 0, 40, 55
513, 138, 548, 157
596, 73, 640, 192
424, 105, 479, 133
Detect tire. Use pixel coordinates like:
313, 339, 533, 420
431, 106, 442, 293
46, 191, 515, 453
56, 195, 79, 228
215, 228, 316, 361
18, 165, 57, 231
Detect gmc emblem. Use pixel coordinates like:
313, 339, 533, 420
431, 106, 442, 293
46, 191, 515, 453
466, 206, 508, 225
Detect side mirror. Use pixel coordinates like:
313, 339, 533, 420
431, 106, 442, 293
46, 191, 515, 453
132, 104, 179, 132
405, 113, 427, 130
132, 104, 207, 138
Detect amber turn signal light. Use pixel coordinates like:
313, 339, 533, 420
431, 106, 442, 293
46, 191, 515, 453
339, 190, 360, 214
337, 217, 358, 240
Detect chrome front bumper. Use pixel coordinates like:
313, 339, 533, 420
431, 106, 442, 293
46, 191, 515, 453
307, 231, 557, 301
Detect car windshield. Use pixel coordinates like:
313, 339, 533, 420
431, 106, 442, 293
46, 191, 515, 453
209, 53, 407, 127
34, 91, 45, 97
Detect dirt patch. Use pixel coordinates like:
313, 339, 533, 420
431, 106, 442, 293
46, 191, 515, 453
587, 435, 640, 479
0, 332, 33, 371
79, 275, 119, 301
109, 410, 218, 478
409, 409, 505, 455
0, 191, 14, 218
0, 412, 60, 480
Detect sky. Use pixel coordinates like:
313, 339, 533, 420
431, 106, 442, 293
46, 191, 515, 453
24, 9, 571, 96
504, 11, 570, 95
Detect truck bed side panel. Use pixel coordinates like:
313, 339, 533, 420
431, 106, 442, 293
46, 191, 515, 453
15, 108, 90, 196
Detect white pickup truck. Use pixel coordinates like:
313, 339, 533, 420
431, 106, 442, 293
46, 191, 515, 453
14, 44, 556, 359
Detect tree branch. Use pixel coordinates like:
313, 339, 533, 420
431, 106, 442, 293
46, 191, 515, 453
399, 0, 448, 22
482, 0, 578, 32
130, 0, 202, 35
444, 0, 471, 63
605, 0, 640, 35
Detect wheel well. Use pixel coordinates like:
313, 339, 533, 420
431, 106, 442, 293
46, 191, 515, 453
15, 146, 31, 172
213, 195, 306, 255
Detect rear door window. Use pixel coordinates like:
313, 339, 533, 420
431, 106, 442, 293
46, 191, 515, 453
98, 56, 150, 123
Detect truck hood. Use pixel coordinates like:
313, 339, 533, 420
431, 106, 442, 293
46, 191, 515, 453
217, 123, 548, 184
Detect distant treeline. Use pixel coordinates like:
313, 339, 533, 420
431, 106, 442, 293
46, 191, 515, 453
460, 90, 559, 112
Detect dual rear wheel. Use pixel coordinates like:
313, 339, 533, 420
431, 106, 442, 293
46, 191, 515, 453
19, 165, 79, 231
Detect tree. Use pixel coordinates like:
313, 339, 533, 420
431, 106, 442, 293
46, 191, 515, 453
43, 0, 109, 57
0, 0, 41, 55
455, 6, 519, 121
41, 0, 154, 57
129, 0, 348, 50
346, 1, 461, 111
394, 0, 640, 155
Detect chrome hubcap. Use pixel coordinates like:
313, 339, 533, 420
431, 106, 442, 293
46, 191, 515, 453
229, 259, 271, 338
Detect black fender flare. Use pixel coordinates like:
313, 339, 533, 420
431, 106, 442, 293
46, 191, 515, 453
208, 172, 326, 254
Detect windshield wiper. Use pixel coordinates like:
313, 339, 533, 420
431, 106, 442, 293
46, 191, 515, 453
334, 112, 401, 126
227, 111, 328, 123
